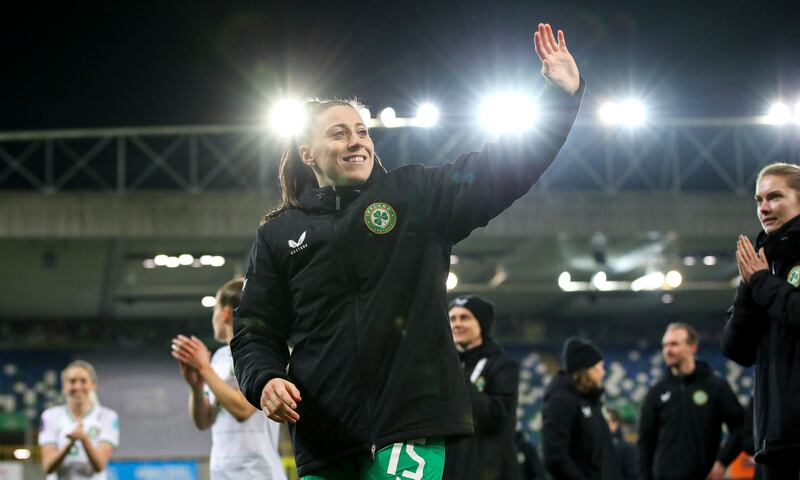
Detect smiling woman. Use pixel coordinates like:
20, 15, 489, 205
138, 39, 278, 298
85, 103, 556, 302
38, 360, 119, 480
231, 23, 584, 479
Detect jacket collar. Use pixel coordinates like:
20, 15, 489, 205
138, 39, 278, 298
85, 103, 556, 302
667, 360, 711, 384
297, 159, 387, 213
756, 213, 800, 252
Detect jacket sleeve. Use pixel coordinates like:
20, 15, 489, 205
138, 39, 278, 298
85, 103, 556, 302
542, 393, 587, 480
417, 79, 585, 244
230, 229, 293, 409
748, 269, 800, 330
716, 380, 745, 466
467, 355, 519, 435
637, 388, 658, 480
721, 282, 766, 367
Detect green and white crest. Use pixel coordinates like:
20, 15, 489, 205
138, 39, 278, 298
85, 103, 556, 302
787, 265, 800, 287
692, 389, 708, 406
364, 202, 397, 234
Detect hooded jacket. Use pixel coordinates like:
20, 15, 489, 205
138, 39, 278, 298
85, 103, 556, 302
722, 214, 800, 463
231, 81, 585, 475
542, 371, 622, 480
637, 361, 744, 480
444, 339, 520, 480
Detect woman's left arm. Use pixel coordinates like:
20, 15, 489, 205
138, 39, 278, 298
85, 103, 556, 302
420, 23, 584, 243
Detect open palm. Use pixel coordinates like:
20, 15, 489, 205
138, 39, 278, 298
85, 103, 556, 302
533, 23, 580, 95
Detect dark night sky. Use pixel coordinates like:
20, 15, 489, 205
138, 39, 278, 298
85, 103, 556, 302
3, 0, 799, 131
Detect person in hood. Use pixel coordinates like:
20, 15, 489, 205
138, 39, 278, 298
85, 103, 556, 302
724, 162, 800, 479
443, 295, 520, 480
542, 337, 622, 479
638, 323, 743, 480
230, 23, 584, 480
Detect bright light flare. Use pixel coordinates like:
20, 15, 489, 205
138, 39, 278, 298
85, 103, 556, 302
631, 271, 665, 291
13, 448, 31, 460
665, 270, 683, 288
201, 296, 217, 308
479, 94, 538, 134
446, 272, 458, 290
599, 100, 646, 127
766, 102, 791, 125
268, 99, 308, 136
414, 103, 439, 127
357, 107, 371, 123
379, 107, 399, 128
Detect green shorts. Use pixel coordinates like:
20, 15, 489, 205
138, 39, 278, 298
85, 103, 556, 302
301, 437, 445, 480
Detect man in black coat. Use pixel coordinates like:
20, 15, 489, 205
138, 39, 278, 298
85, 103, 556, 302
443, 295, 520, 480
542, 337, 622, 480
638, 323, 743, 480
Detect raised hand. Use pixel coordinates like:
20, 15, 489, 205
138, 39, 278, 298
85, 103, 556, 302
533, 23, 580, 95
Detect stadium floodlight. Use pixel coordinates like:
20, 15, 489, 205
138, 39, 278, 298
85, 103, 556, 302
178, 254, 194, 266
209, 256, 226, 267
414, 103, 440, 127
591, 271, 608, 290
766, 102, 791, 125
13, 448, 31, 460
379, 107, 400, 128
599, 99, 646, 127
702, 255, 717, 266
142, 259, 156, 269
268, 99, 308, 137
665, 270, 683, 288
446, 272, 458, 290
201, 296, 217, 308
165, 256, 181, 268
358, 107, 371, 124
153, 254, 169, 267
479, 93, 538, 134
631, 271, 665, 291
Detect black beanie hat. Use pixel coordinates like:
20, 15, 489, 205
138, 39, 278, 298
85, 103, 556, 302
561, 336, 603, 374
449, 295, 495, 338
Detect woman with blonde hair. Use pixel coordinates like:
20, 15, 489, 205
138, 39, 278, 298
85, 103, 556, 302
724, 162, 800, 479
38, 360, 119, 480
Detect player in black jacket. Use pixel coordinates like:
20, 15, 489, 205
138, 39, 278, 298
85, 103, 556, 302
231, 23, 584, 478
724, 162, 800, 479
638, 323, 743, 480
542, 337, 622, 480
444, 295, 520, 480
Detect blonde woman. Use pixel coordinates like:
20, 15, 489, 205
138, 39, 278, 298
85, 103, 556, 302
38, 360, 119, 480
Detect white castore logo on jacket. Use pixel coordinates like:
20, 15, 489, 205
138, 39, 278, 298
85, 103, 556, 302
288, 231, 308, 255
660, 391, 671, 403
581, 406, 592, 418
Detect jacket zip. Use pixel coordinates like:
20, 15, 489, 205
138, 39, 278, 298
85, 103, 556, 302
332, 195, 377, 459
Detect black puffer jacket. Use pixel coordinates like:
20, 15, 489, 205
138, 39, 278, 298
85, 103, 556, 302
231, 82, 585, 475
542, 372, 622, 480
444, 340, 520, 480
637, 361, 743, 480
722, 214, 800, 464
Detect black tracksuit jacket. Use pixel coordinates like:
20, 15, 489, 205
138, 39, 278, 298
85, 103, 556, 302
542, 372, 622, 480
637, 361, 743, 480
443, 340, 520, 480
722, 214, 800, 464
231, 81, 584, 475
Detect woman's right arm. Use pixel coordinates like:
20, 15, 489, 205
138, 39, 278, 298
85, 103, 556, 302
41, 443, 75, 474
230, 228, 294, 409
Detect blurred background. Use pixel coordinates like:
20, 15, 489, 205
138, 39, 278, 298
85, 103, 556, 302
2, 0, 799, 478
